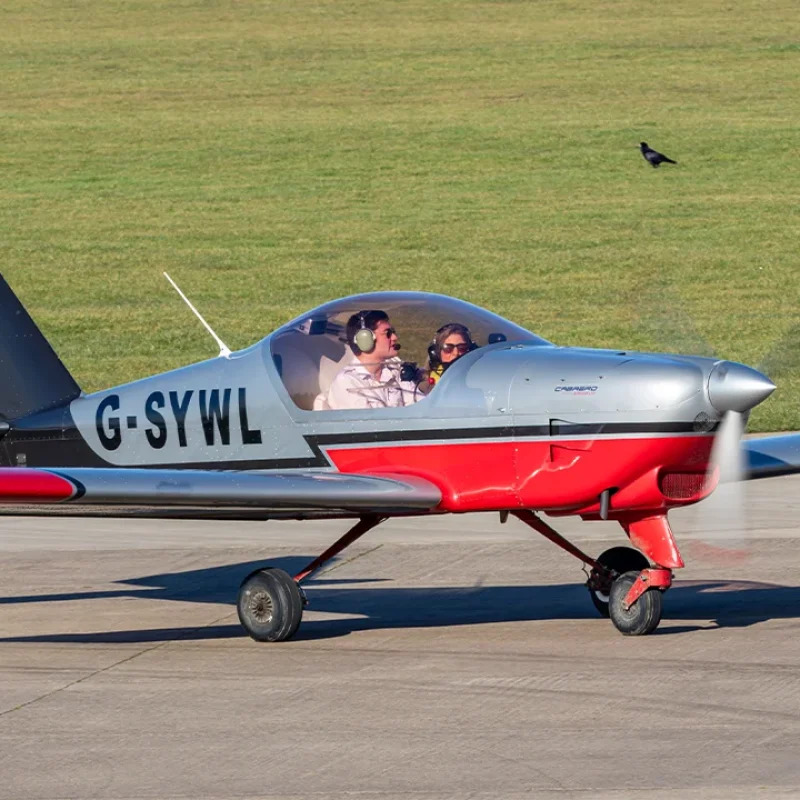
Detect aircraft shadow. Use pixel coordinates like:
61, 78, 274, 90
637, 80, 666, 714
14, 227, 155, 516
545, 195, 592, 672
1, 558, 799, 644
0, 557, 387, 608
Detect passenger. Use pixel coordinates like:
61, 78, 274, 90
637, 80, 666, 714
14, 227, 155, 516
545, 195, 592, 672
324, 310, 421, 409
426, 323, 477, 387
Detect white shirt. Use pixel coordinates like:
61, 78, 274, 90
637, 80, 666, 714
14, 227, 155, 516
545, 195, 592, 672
325, 356, 420, 410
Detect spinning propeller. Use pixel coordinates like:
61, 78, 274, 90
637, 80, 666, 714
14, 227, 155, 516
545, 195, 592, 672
676, 410, 750, 562
636, 290, 788, 562
686, 363, 773, 561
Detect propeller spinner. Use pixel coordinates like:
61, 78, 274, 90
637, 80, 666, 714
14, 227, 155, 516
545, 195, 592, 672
708, 361, 776, 415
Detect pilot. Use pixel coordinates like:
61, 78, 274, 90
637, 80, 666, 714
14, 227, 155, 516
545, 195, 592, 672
324, 310, 421, 409
426, 323, 477, 386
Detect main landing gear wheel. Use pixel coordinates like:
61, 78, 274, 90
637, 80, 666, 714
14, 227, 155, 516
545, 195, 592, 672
588, 546, 649, 618
608, 570, 663, 636
237, 567, 304, 642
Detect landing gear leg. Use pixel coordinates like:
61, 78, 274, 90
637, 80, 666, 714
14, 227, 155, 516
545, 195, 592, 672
608, 513, 683, 636
236, 515, 385, 643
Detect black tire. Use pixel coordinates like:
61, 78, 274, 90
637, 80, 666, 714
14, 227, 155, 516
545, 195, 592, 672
588, 547, 650, 618
237, 567, 304, 642
608, 570, 663, 636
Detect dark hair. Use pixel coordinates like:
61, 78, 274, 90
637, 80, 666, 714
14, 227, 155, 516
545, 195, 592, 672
426, 322, 476, 370
346, 310, 389, 354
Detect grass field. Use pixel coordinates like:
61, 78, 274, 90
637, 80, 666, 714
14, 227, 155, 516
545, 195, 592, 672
2, 0, 799, 429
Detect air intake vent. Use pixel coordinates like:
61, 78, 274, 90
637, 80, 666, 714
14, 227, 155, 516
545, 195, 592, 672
659, 472, 710, 500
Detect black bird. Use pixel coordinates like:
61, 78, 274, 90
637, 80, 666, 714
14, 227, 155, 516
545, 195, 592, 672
640, 142, 677, 167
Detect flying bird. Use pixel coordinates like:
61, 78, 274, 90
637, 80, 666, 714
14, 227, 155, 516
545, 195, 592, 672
640, 142, 677, 168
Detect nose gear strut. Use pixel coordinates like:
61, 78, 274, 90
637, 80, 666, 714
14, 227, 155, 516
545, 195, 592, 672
512, 510, 676, 636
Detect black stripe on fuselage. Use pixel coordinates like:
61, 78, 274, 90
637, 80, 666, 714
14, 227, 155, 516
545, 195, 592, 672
308, 420, 715, 447
1, 428, 327, 470
1, 417, 716, 471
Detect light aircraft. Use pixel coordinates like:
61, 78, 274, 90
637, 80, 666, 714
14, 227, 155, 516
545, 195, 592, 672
0, 272, 797, 640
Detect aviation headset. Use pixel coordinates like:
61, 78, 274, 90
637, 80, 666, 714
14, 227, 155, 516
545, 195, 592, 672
353, 312, 377, 354
427, 323, 478, 368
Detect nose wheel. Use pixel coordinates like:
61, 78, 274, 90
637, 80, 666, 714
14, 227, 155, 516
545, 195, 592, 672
587, 548, 671, 635
608, 570, 664, 636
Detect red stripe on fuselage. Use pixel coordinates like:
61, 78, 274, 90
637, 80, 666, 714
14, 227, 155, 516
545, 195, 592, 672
0, 468, 77, 503
325, 435, 714, 513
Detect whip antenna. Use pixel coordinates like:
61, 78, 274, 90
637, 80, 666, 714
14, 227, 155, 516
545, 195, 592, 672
163, 272, 231, 358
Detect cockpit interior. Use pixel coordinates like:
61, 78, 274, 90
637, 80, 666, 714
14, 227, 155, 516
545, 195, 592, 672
270, 292, 549, 410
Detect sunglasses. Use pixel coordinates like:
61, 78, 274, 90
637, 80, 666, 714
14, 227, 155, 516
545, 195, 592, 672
383, 327, 397, 338
441, 342, 470, 354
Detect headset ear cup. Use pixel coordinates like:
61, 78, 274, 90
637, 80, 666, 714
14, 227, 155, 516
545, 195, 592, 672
427, 342, 439, 367
354, 327, 376, 353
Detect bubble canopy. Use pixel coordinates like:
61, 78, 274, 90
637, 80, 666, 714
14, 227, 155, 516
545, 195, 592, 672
269, 292, 551, 410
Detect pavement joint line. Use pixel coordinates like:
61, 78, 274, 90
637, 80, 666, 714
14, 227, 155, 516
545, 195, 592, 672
0, 642, 167, 721
79, 792, 796, 798
413, 542, 496, 583
0, 609, 236, 721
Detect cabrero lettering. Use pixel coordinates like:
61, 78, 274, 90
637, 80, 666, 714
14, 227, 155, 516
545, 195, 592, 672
554, 385, 599, 393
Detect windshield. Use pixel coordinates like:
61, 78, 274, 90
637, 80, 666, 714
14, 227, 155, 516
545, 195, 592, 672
270, 291, 550, 410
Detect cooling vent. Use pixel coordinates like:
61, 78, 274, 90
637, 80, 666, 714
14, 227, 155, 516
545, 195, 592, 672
659, 472, 710, 500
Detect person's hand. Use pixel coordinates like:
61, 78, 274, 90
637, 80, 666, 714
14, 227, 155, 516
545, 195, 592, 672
400, 362, 422, 383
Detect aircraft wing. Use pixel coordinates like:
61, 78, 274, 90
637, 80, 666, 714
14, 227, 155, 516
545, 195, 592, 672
0, 467, 441, 517
743, 434, 800, 479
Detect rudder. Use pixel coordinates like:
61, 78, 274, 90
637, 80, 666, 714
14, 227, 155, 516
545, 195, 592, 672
0, 273, 81, 420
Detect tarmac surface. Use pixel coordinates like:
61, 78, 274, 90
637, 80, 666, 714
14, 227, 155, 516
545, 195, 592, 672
2, 475, 800, 799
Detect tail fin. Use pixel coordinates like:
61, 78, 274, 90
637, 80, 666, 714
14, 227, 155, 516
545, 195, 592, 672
0, 274, 81, 420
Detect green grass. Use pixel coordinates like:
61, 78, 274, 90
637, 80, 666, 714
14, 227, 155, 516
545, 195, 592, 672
1, 0, 799, 429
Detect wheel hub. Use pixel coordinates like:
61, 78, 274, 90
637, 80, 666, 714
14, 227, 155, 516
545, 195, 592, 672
248, 589, 274, 624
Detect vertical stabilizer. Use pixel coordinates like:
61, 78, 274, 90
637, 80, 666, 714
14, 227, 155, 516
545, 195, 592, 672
0, 274, 81, 420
